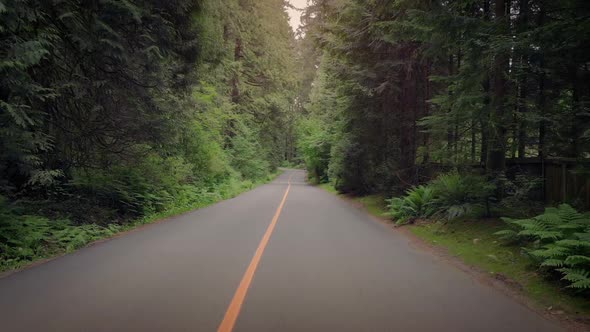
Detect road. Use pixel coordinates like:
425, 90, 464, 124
0, 169, 561, 331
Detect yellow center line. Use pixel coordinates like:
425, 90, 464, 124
217, 172, 294, 332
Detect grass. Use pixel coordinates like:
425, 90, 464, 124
318, 182, 590, 317
356, 195, 388, 217
318, 183, 339, 195
0, 171, 281, 274
410, 221, 590, 316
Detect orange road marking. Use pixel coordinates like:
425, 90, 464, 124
217, 173, 293, 332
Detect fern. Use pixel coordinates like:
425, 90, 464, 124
565, 255, 590, 266
386, 185, 435, 225
558, 268, 590, 289
540, 259, 565, 267
430, 172, 494, 220
387, 172, 495, 224
0, 197, 122, 270
497, 204, 590, 290
494, 229, 518, 241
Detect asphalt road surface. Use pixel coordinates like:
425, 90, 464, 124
0, 169, 562, 331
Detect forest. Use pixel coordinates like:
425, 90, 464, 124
0, 0, 297, 270
1, 0, 589, 309
295, 0, 590, 295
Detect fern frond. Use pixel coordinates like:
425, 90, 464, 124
564, 255, 590, 266
556, 239, 590, 247
558, 268, 590, 289
518, 229, 562, 240
534, 213, 561, 225
530, 245, 570, 259
557, 204, 583, 223
540, 259, 565, 267
494, 229, 517, 241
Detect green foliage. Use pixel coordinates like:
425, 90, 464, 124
0, 169, 279, 272
228, 121, 271, 181
386, 186, 436, 225
0, 0, 298, 270
297, 117, 331, 183
387, 172, 495, 223
497, 204, 590, 290
297, 0, 590, 207
0, 196, 121, 270
430, 172, 495, 220
70, 154, 195, 216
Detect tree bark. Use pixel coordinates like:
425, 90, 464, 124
447, 55, 454, 160
537, 2, 546, 160
480, 0, 491, 166
569, 65, 581, 158
517, 0, 529, 158
486, 0, 508, 175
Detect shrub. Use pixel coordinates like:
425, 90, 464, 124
0, 196, 121, 270
386, 185, 436, 225
430, 172, 495, 220
496, 204, 590, 290
387, 171, 495, 223
70, 153, 196, 217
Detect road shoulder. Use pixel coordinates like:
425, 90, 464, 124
316, 183, 590, 332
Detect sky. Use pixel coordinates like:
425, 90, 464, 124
286, 0, 308, 33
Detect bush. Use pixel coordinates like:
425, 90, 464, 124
0, 196, 121, 270
496, 204, 590, 290
386, 171, 495, 223
386, 185, 436, 225
69, 153, 199, 217
328, 137, 369, 193
430, 172, 495, 220
297, 118, 331, 183
229, 133, 270, 181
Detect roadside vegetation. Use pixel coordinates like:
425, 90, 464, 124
320, 181, 590, 317
298, 0, 590, 318
1, 0, 589, 320
0, 173, 278, 272
0, 0, 297, 272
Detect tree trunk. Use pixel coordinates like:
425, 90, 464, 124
480, 0, 491, 166
422, 61, 431, 164
517, 0, 529, 158
517, 72, 527, 158
447, 55, 454, 160
486, 0, 508, 175
538, 73, 546, 159
569, 65, 581, 158
537, 3, 546, 160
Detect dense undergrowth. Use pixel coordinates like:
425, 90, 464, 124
386, 171, 590, 292
0, 0, 298, 271
0, 173, 278, 272
387, 172, 495, 224
498, 205, 590, 290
